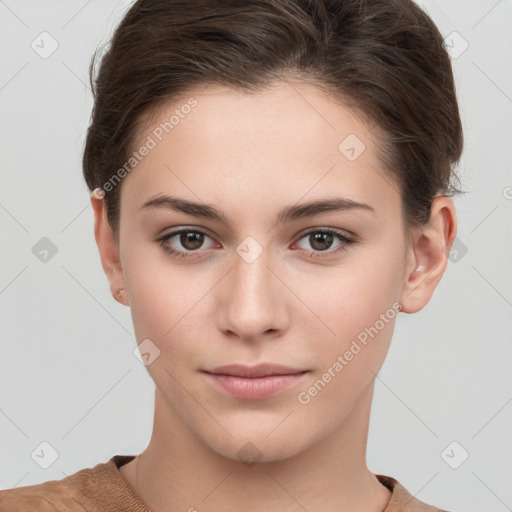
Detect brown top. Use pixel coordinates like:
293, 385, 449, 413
0, 455, 450, 511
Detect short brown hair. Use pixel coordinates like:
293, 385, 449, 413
82, 0, 463, 242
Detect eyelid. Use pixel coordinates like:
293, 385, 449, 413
157, 225, 357, 260
157, 225, 217, 242
156, 226, 219, 249
295, 225, 356, 241
292, 227, 356, 256
158, 225, 355, 244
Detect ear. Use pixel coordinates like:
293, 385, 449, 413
90, 189, 129, 306
399, 195, 457, 314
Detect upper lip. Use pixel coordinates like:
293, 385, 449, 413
203, 363, 308, 378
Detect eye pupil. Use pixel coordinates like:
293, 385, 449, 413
310, 232, 333, 251
181, 231, 204, 250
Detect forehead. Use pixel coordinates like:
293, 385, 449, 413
120, 81, 400, 220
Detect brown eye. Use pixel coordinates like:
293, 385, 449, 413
179, 231, 205, 250
308, 232, 335, 251
157, 228, 216, 258
295, 228, 355, 258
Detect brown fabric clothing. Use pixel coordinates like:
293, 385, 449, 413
0, 454, 450, 511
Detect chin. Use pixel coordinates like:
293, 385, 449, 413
200, 426, 312, 466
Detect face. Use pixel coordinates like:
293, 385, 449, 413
105, 81, 418, 462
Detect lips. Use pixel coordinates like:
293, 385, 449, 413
203, 363, 308, 378
202, 364, 309, 400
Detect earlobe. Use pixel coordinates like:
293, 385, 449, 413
399, 196, 457, 314
90, 189, 129, 306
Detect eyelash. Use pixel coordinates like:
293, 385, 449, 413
156, 227, 356, 260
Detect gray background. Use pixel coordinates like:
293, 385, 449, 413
1, 1, 511, 510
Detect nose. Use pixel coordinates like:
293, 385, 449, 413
216, 244, 289, 342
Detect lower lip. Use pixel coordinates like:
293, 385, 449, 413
203, 371, 308, 400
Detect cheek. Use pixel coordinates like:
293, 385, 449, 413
305, 247, 405, 346
294, 242, 405, 410
128, 269, 203, 354
124, 229, 405, 350
121, 243, 191, 361
124, 257, 206, 406
123, 252, 228, 404
122, 237, 203, 332
295, 272, 400, 418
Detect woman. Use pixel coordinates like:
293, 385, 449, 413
0, 0, 462, 510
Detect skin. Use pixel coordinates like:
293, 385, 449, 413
91, 81, 456, 512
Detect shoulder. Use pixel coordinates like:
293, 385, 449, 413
377, 474, 453, 512
0, 455, 142, 512
0, 467, 103, 512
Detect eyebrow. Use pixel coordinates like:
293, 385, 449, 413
139, 194, 375, 225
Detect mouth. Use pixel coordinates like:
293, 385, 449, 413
201, 363, 309, 400
202, 363, 308, 378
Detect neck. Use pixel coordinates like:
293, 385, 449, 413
120, 383, 391, 512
